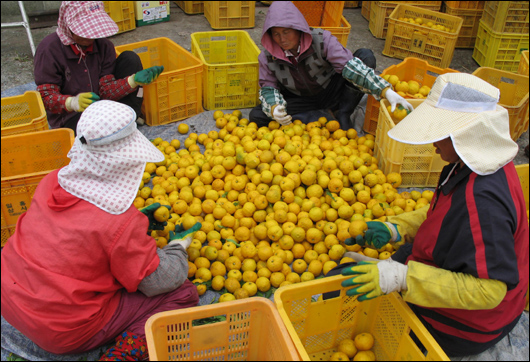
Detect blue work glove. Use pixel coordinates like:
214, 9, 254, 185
139, 202, 171, 231
341, 259, 408, 301
344, 220, 401, 250
133, 65, 164, 86
67, 92, 100, 112
168, 222, 202, 249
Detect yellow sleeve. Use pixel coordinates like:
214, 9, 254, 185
386, 204, 429, 245
402, 261, 507, 310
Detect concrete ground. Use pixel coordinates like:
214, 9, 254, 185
1, 2, 528, 164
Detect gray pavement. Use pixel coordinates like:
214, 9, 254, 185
1, 2, 528, 164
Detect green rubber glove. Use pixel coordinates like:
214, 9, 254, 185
168, 222, 202, 249
133, 65, 164, 86
139, 202, 171, 231
67, 92, 100, 112
341, 259, 408, 301
344, 220, 401, 249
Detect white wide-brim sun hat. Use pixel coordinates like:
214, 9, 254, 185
58, 100, 164, 214
388, 73, 518, 176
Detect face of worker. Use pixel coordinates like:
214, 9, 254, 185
433, 137, 460, 164
270, 27, 301, 53
70, 31, 94, 48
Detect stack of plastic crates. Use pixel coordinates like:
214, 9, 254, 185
472, 1, 529, 72
175, 1, 204, 14
103, 1, 135, 34
204, 1, 255, 29
1, 129, 74, 247
441, 1, 485, 48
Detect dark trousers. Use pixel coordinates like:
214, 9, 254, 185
63, 51, 143, 135
249, 48, 376, 129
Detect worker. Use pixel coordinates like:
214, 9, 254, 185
0, 101, 201, 360
34, 1, 164, 134
249, 1, 412, 129
339, 73, 529, 358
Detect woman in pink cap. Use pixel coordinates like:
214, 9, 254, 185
1, 101, 200, 360
34, 1, 164, 134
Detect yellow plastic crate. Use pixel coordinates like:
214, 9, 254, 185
442, 2, 485, 48
317, 15, 351, 47
369, 1, 443, 39
472, 67, 529, 141
1, 129, 74, 247
1, 91, 49, 137
115, 37, 203, 126
204, 1, 255, 30
481, 1, 529, 34
472, 20, 529, 73
293, 1, 345, 28
375, 99, 447, 188
362, 1, 371, 20
519, 50, 529, 76
364, 57, 459, 135
103, 1, 136, 34
145, 297, 300, 361
274, 275, 449, 361
383, 4, 463, 69
344, 1, 360, 8
191, 30, 260, 111
174, 1, 204, 14
444, 1, 485, 9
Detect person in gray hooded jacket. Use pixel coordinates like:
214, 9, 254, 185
249, 1, 412, 129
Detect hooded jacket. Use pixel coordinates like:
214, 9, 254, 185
258, 1, 391, 118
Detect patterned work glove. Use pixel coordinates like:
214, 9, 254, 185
344, 220, 401, 250
139, 203, 171, 230
131, 65, 164, 86
168, 222, 202, 249
66, 92, 100, 112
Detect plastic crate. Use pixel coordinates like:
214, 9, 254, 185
115, 38, 203, 126
383, 4, 463, 69
472, 20, 529, 73
375, 99, 447, 188
519, 50, 529, 76
318, 15, 351, 47
103, 1, 136, 34
1, 129, 74, 247
204, 1, 255, 29
363, 57, 459, 135
444, 1, 485, 9
481, 1, 529, 34
191, 30, 260, 111
145, 297, 300, 361
293, 1, 345, 28
442, 2, 485, 48
362, 1, 371, 20
472, 67, 529, 141
1, 91, 49, 137
274, 275, 449, 361
344, 1, 359, 8
369, 1, 443, 39
175, 1, 204, 14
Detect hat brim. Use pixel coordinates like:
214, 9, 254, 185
69, 12, 119, 39
387, 100, 481, 145
107, 129, 165, 164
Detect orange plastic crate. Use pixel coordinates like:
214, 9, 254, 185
344, 1, 359, 8
204, 1, 255, 29
442, 2, 485, 48
1, 129, 74, 247
369, 1, 442, 39
519, 50, 529, 76
481, 1, 529, 34
472, 67, 529, 141
363, 57, 459, 135
145, 297, 300, 361
375, 99, 447, 188
293, 1, 345, 28
115, 38, 203, 126
1, 91, 49, 137
383, 4, 463, 69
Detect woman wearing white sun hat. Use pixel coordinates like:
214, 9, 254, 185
1, 101, 201, 359
338, 73, 528, 357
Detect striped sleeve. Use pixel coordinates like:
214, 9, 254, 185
342, 57, 391, 100
259, 86, 287, 118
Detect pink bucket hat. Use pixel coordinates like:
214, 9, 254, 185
56, 1, 118, 45
58, 100, 164, 214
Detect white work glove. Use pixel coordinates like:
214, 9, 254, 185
272, 105, 292, 125
65, 92, 100, 112
385, 88, 414, 112
341, 259, 408, 301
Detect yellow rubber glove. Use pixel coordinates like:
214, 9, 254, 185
66, 92, 100, 112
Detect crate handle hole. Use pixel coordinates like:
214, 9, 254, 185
500, 76, 515, 85
211, 36, 227, 42
409, 329, 428, 357
192, 314, 227, 326
132, 46, 148, 54
426, 70, 441, 78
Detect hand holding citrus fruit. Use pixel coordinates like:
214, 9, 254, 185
140, 202, 171, 230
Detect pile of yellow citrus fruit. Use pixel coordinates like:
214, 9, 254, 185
330, 332, 376, 361
134, 109, 434, 302
382, 75, 431, 99
397, 16, 455, 33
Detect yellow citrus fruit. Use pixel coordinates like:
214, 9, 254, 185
218, 293, 236, 303
349, 220, 368, 238
270, 272, 286, 288
323, 261, 338, 275
353, 350, 376, 361
338, 339, 358, 359
224, 277, 241, 293
211, 275, 225, 291
256, 276, 271, 292
292, 259, 308, 274
178, 123, 189, 134
242, 282, 258, 297
153, 206, 170, 222
300, 271, 315, 282
266, 255, 283, 272
329, 352, 350, 361
354, 333, 375, 351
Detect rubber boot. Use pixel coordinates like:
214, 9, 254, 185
99, 330, 148, 361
